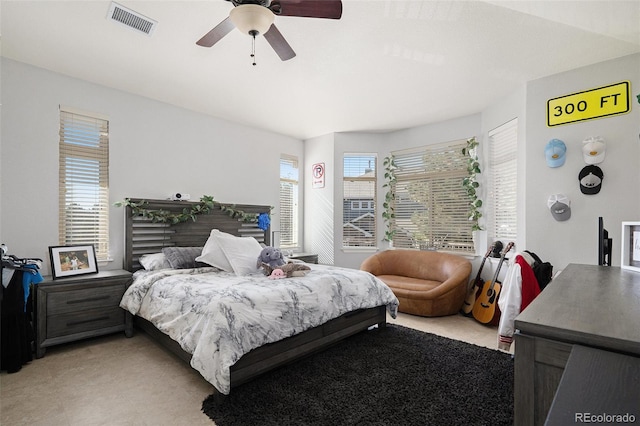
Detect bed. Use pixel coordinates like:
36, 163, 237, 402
120, 198, 398, 395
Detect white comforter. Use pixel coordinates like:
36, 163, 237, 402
120, 264, 398, 394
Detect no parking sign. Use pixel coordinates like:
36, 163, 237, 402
312, 162, 325, 189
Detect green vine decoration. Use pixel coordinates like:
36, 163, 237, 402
461, 136, 483, 231
382, 155, 398, 242
114, 195, 263, 224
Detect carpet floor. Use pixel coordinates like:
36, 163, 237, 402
202, 324, 514, 426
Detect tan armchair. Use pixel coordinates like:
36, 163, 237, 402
360, 250, 472, 317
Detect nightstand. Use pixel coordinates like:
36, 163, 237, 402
287, 253, 319, 264
34, 269, 132, 358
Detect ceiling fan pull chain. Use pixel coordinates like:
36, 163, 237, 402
250, 29, 257, 66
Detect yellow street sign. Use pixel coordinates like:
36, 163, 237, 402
547, 81, 630, 127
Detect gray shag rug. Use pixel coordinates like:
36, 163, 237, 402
202, 323, 513, 426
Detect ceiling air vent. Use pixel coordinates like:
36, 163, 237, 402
107, 2, 157, 36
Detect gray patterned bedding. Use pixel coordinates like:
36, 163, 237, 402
120, 264, 399, 394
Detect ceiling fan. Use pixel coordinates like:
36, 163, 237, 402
196, 0, 343, 62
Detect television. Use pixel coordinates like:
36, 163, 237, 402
598, 217, 612, 266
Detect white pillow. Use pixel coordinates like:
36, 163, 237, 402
139, 253, 171, 271
215, 232, 263, 276
196, 230, 234, 272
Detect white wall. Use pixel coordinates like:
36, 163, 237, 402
303, 133, 335, 265
305, 114, 481, 268
525, 53, 640, 270
304, 53, 640, 274
0, 59, 303, 274
3, 54, 638, 276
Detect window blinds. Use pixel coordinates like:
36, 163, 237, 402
487, 119, 518, 240
59, 109, 110, 260
343, 154, 377, 247
279, 155, 299, 248
391, 140, 473, 252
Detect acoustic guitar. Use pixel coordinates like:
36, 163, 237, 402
472, 242, 514, 324
461, 244, 494, 315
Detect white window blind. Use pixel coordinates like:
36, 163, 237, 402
390, 140, 473, 253
279, 155, 299, 249
487, 119, 518, 241
343, 154, 377, 248
59, 109, 110, 261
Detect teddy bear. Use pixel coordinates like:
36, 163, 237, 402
256, 246, 286, 269
261, 262, 311, 279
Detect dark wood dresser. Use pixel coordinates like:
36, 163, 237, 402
514, 264, 640, 425
287, 253, 319, 264
34, 269, 132, 358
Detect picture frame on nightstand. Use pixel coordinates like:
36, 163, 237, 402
48, 244, 99, 279
621, 222, 640, 272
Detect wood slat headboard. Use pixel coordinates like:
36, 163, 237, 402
124, 198, 271, 272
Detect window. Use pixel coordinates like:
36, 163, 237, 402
390, 140, 473, 253
487, 119, 518, 241
351, 201, 374, 210
343, 154, 376, 248
279, 155, 299, 249
59, 108, 110, 261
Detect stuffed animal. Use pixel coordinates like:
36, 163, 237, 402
256, 246, 286, 269
268, 268, 287, 280
261, 262, 311, 279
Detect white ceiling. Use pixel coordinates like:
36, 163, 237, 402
2, 0, 639, 140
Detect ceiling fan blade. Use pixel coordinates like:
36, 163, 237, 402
196, 17, 235, 47
275, 0, 342, 19
264, 24, 296, 61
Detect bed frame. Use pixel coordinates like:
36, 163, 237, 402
123, 198, 386, 391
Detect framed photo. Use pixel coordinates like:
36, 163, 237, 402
48, 245, 99, 279
621, 222, 640, 273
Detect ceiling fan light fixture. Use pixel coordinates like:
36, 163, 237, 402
229, 4, 274, 36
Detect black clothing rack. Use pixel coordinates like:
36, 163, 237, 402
1, 248, 43, 373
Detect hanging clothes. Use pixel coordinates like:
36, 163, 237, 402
1, 255, 43, 373
497, 252, 541, 351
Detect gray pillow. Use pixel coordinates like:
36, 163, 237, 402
161, 246, 205, 269
139, 253, 171, 271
